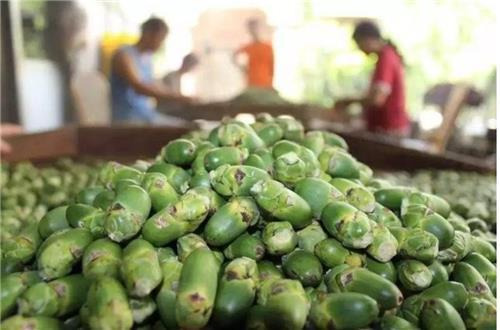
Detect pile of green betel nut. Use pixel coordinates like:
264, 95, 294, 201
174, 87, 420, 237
1, 114, 496, 330
0, 159, 99, 249
380, 170, 496, 232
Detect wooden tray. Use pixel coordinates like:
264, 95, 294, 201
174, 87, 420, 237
2, 124, 494, 173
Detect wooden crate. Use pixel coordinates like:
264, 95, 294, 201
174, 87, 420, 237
2, 124, 494, 173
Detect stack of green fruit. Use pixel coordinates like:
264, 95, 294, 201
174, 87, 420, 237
1, 159, 100, 245
1, 114, 496, 330
381, 170, 496, 235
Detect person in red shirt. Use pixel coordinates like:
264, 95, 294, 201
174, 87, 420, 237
234, 18, 274, 89
334, 21, 410, 136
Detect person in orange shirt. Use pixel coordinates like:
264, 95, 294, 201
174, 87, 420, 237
234, 18, 274, 89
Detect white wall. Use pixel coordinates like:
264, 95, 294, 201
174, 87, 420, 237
18, 59, 64, 132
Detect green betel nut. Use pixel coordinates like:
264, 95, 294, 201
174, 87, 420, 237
37, 228, 93, 280
251, 179, 312, 229
120, 239, 162, 297
212, 257, 259, 327
321, 201, 373, 249
204, 196, 260, 246
175, 248, 220, 329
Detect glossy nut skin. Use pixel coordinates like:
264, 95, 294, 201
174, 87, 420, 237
141, 172, 179, 212
66, 204, 106, 238
380, 314, 419, 330
86, 277, 133, 330
401, 203, 454, 249
330, 178, 376, 213
420, 281, 468, 311
1, 271, 42, 320
309, 292, 379, 330
251, 179, 312, 229
175, 248, 220, 329
141, 189, 211, 246
36, 228, 93, 280
463, 252, 496, 292
366, 257, 397, 283
104, 184, 151, 242
462, 297, 497, 330
301, 131, 325, 156
469, 236, 496, 262
318, 147, 360, 179
273, 152, 307, 188
223, 232, 266, 261
17, 274, 89, 317
275, 115, 305, 142
75, 186, 106, 205
1, 315, 62, 330
156, 255, 182, 329
403, 191, 451, 218
82, 238, 122, 280
38, 206, 70, 240
244, 151, 274, 174
320, 201, 373, 249
367, 223, 398, 262
374, 186, 414, 210
272, 140, 320, 177
294, 177, 344, 219
314, 238, 365, 269
176, 233, 208, 262
397, 260, 433, 292
282, 250, 323, 287
427, 260, 449, 286
204, 197, 260, 247
216, 121, 265, 151
451, 262, 495, 302
161, 138, 197, 166
204, 146, 249, 171
212, 257, 259, 328
120, 239, 162, 298
99, 162, 143, 189
129, 296, 156, 324
296, 221, 327, 253
421, 298, 466, 330
147, 162, 191, 194
437, 230, 471, 263
256, 123, 284, 146
262, 222, 298, 256
334, 267, 404, 311
210, 164, 270, 197
254, 278, 309, 330
398, 228, 439, 263
2, 223, 41, 264
367, 203, 402, 228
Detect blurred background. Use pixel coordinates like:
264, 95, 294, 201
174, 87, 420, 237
1, 0, 497, 159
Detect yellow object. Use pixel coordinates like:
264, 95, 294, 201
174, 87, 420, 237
100, 33, 138, 76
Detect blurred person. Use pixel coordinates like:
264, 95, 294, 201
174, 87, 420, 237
334, 21, 409, 136
110, 17, 191, 123
0, 124, 23, 155
233, 18, 274, 89
162, 53, 199, 95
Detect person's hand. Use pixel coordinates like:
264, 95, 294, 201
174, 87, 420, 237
177, 95, 199, 105
1, 124, 23, 155
333, 99, 353, 112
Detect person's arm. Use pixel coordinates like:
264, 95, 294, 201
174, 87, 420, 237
334, 50, 394, 111
113, 51, 191, 103
364, 49, 395, 108
0, 124, 23, 155
333, 96, 364, 111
